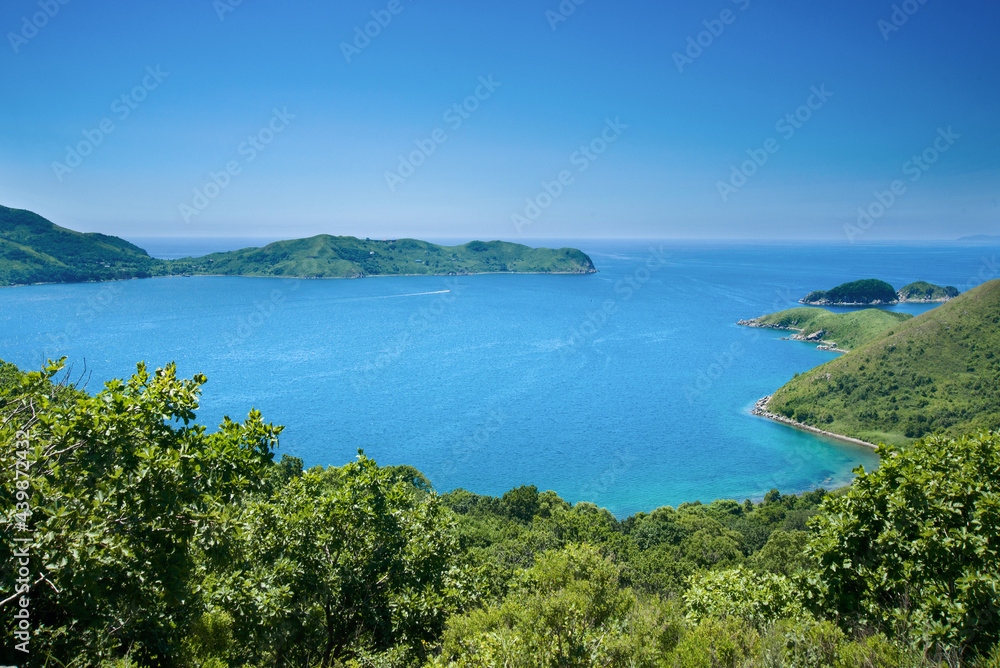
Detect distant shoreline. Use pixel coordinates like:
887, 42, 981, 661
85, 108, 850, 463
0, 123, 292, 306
1, 269, 598, 289
751, 396, 878, 450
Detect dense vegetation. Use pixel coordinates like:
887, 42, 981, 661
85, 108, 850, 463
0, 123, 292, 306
898, 281, 961, 301
801, 279, 960, 305
801, 279, 899, 305
742, 307, 912, 351
3, 357, 999, 667
770, 279, 1000, 445
0, 205, 157, 285
0, 205, 596, 286
162, 236, 597, 278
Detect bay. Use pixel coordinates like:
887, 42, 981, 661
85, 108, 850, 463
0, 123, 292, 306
2, 240, 996, 517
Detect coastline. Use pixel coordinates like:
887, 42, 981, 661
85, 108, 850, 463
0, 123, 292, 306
736, 319, 849, 353
751, 395, 878, 450
1, 268, 598, 289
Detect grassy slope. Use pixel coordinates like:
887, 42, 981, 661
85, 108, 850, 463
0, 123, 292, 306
163, 236, 597, 278
751, 307, 912, 351
768, 279, 1000, 446
0, 205, 156, 286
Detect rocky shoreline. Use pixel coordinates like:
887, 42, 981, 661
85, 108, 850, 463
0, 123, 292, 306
736, 319, 848, 353
751, 396, 877, 449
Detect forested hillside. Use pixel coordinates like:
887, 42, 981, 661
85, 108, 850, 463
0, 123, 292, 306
770, 279, 1000, 445
2, 358, 998, 667
0, 205, 157, 285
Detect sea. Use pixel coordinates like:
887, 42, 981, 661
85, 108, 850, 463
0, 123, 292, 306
2, 239, 997, 518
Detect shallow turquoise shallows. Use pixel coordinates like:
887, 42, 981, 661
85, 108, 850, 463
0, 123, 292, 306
3, 240, 996, 517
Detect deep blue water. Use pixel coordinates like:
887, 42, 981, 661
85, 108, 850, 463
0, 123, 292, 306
2, 240, 997, 517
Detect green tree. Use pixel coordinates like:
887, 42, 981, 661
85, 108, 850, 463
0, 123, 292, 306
431, 543, 645, 667
806, 431, 1000, 658
207, 453, 460, 667
0, 360, 278, 665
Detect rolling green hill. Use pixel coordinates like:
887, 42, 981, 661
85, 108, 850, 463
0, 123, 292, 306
163, 236, 596, 278
739, 307, 912, 351
0, 205, 596, 286
0, 205, 157, 285
768, 279, 1000, 445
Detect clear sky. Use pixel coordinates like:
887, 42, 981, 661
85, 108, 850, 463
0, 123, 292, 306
1, 0, 997, 241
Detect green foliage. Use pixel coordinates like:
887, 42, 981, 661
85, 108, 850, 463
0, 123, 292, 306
0, 359, 278, 664
801, 279, 899, 305
749, 307, 912, 351
202, 454, 462, 667
432, 543, 678, 668
751, 530, 812, 577
805, 431, 1000, 657
770, 279, 1000, 444
3, 354, 998, 666
684, 567, 806, 628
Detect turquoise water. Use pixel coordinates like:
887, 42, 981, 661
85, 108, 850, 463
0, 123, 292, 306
2, 241, 997, 517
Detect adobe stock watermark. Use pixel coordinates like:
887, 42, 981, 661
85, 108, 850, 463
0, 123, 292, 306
179, 107, 295, 222
7, 0, 71, 54
222, 281, 301, 354
52, 66, 169, 182
558, 245, 668, 361
716, 85, 833, 202
578, 451, 637, 502
214, 0, 247, 21
958, 255, 1000, 293
672, 0, 752, 73
433, 406, 507, 482
545, 0, 587, 31
511, 117, 628, 234
350, 279, 466, 392
384, 75, 501, 192
9, 428, 34, 654
682, 287, 796, 406
340, 0, 414, 63
40, 282, 124, 360
878, 0, 931, 41
844, 126, 959, 243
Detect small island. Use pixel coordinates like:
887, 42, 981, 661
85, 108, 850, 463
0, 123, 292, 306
800, 278, 959, 305
0, 205, 596, 287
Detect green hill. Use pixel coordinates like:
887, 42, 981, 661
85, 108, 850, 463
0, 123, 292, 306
897, 280, 959, 302
0, 205, 596, 286
163, 236, 596, 278
739, 307, 912, 351
0, 205, 157, 285
801, 278, 960, 305
800, 278, 898, 305
768, 279, 1000, 445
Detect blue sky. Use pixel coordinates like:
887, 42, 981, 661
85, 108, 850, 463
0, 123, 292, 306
1, 0, 997, 241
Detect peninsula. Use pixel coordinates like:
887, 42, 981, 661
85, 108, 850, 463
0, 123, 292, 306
0, 204, 596, 286
755, 279, 1000, 446
737, 307, 912, 353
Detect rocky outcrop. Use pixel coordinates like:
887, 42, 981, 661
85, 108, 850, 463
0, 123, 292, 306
735, 318, 800, 332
